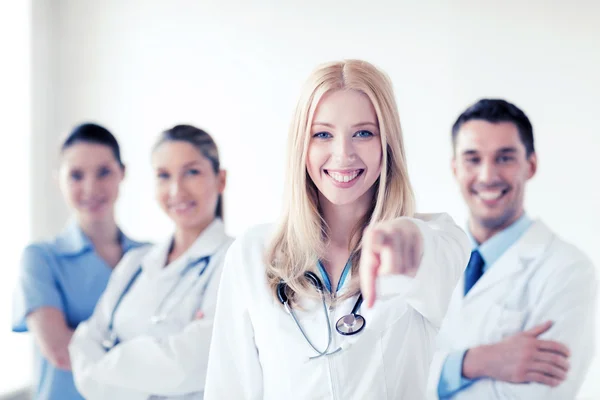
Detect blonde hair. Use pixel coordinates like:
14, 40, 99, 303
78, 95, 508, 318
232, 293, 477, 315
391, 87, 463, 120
265, 59, 415, 306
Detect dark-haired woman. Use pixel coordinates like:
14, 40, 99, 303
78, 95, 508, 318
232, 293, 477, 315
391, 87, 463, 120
12, 123, 145, 400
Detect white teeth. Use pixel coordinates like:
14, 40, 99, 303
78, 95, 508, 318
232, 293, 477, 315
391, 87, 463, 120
328, 171, 360, 183
478, 190, 504, 200
82, 199, 104, 208
172, 202, 194, 211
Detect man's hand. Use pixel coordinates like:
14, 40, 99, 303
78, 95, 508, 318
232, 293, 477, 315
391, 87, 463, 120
463, 321, 570, 387
359, 218, 424, 308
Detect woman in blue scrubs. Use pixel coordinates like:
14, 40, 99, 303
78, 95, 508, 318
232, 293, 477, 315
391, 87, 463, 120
12, 123, 145, 400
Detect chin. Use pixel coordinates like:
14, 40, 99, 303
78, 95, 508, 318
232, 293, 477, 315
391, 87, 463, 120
477, 213, 514, 231
322, 194, 361, 207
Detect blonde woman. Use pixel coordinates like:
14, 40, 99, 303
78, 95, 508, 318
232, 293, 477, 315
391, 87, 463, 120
205, 60, 470, 399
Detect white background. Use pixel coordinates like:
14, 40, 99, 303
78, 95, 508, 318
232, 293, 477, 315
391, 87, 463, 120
2, 0, 599, 397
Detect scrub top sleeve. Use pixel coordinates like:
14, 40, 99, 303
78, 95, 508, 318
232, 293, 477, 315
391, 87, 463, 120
376, 213, 470, 328
12, 244, 65, 332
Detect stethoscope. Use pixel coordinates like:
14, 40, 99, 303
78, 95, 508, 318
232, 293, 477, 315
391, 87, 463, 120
101, 255, 212, 351
277, 271, 365, 359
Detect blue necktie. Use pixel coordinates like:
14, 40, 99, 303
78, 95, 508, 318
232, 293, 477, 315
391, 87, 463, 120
464, 250, 485, 296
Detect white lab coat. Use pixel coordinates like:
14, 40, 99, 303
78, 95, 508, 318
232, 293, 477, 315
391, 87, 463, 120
69, 219, 233, 400
204, 213, 470, 400
426, 220, 598, 399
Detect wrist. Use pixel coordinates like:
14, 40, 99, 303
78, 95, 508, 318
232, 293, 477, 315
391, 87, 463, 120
462, 345, 489, 379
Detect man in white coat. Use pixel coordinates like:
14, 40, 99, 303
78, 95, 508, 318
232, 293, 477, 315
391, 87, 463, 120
428, 99, 597, 399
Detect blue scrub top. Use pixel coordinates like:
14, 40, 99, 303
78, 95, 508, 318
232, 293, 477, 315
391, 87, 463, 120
12, 221, 146, 400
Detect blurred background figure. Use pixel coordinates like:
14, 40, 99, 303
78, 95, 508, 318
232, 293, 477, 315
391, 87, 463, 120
69, 125, 231, 400
11, 123, 146, 400
429, 99, 597, 399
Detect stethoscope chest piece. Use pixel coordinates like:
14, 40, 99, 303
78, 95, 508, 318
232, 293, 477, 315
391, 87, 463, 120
336, 313, 366, 335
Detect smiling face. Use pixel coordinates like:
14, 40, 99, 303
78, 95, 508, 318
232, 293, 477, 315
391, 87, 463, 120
452, 119, 537, 239
306, 89, 383, 213
152, 141, 225, 231
58, 142, 124, 225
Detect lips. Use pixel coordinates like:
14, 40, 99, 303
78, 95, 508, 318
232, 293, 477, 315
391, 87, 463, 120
473, 187, 510, 204
169, 201, 196, 213
325, 169, 364, 183
80, 198, 107, 211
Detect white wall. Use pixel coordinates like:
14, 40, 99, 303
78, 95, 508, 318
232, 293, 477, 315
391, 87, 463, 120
0, 0, 33, 395
31, 0, 600, 397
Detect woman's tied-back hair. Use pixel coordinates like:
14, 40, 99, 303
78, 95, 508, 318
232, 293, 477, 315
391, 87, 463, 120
61, 123, 124, 168
265, 60, 416, 306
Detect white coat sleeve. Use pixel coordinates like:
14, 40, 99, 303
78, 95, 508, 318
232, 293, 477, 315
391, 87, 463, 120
376, 212, 471, 327
428, 256, 598, 400
68, 249, 151, 400
69, 254, 225, 397
204, 237, 264, 399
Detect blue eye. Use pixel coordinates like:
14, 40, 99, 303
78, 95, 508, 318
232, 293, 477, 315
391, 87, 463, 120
313, 131, 332, 139
185, 168, 200, 176
157, 171, 169, 180
354, 130, 374, 138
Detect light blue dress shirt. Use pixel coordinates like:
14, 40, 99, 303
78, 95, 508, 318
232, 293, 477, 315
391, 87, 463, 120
12, 221, 145, 400
437, 214, 533, 399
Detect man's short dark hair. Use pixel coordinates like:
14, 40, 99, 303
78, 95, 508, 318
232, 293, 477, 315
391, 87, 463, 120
451, 99, 535, 156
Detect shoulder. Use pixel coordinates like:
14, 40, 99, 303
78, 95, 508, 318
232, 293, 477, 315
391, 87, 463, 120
222, 223, 275, 283
531, 222, 596, 290
19, 241, 60, 270
545, 231, 595, 279
228, 223, 275, 256
110, 243, 153, 279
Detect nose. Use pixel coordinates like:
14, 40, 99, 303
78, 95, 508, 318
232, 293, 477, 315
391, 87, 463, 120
477, 160, 499, 184
332, 135, 356, 164
169, 179, 181, 197
83, 176, 99, 197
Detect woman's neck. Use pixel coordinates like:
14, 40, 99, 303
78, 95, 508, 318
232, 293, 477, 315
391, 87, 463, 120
319, 193, 371, 286
319, 192, 371, 249
79, 217, 120, 247
168, 218, 214, 264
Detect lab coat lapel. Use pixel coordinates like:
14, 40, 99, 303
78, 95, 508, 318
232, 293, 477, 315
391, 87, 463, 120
462, 220, 554, 303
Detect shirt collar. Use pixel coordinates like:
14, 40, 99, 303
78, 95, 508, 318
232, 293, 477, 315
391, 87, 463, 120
468, 213, 533, 270
55, 219, 143, 256
54, 220, 94, 256
141, 218, 229, 276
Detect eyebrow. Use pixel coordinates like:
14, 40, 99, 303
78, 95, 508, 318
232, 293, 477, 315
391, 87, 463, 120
182, 160, 202, 168
312, 121, 378, 129
461, 147, 519, 156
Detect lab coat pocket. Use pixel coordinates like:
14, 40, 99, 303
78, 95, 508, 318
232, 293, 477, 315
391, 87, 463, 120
487, 303, 527, 342
335, 326, 389, 399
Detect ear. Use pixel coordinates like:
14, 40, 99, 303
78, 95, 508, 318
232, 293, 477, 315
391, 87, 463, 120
217, 169, 227, 193
526, 152, 537, 180
119, 164, 127, 181
451, 157, 458, 179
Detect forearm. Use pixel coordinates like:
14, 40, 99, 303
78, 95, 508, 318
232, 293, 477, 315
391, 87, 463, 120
27, 307, 75, 370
